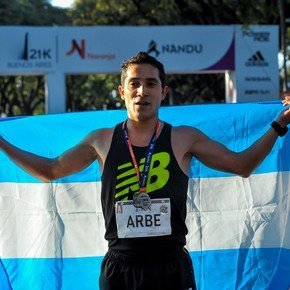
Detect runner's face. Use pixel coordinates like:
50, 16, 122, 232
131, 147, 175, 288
119, 63, 168, 122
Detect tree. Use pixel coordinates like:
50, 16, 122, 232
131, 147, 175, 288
0, 76, 45, 116
66, 74, 121, 112
0, 0, 71, 26
70, 0, 280, 26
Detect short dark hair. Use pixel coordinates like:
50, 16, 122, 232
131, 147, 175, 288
120, 52, 166, 88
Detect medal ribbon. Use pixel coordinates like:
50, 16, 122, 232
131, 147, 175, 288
123, 120, 160, 193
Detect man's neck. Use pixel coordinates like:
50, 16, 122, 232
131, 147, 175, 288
125, 118, 161, 146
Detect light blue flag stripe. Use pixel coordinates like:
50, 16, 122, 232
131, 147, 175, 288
0, 102, 289, 183
1, 249, 289, 290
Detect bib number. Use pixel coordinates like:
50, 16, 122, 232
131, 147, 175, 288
115, 198, 171, 238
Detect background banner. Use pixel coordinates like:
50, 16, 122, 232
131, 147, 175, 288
0, 102, 289, 289
0, 25, 279, 113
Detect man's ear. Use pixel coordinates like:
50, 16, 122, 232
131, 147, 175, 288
161, 86, 170, 101
118, 85, 125, 100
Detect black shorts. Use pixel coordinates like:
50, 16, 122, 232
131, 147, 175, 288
99, 247, 196, 290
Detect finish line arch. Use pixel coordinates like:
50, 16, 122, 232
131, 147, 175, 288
0, 25, 278, 114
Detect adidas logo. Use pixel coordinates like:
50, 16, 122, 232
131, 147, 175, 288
245, 51, 269, 67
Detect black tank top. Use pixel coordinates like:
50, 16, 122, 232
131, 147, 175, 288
101, 121, 189, 255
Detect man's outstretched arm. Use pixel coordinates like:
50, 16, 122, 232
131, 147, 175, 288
186, 106, 290, 178
0, 132, 99, 182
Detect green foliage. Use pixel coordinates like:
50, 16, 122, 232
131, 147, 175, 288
70, 0, 280, 26
0, 0, 71, 25
0, 76, 45, 116
66, 74, 122, 112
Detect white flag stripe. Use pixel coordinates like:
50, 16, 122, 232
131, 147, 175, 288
187, 172, 290, 251
0, 172, 289, 259
0, 182, 106, 258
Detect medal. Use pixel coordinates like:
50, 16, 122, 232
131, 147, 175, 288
133, 192, 152, 211
123, 120, 160, 210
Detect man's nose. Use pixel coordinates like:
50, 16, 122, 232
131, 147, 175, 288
137, 85, 148, 96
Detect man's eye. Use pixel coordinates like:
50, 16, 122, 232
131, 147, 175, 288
129, 82, 138, 87
148, 82, 157, 87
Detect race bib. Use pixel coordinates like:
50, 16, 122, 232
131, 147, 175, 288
115, 198, 172, 238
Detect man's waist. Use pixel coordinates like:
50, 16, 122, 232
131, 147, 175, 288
106, 246, 185, 265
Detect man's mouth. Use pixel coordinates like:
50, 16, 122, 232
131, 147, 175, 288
135, 101, 150, 106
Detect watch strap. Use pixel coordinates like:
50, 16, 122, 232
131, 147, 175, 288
271, 121, 288, 137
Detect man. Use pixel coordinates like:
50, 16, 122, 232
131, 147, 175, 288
0, 52, 290, 290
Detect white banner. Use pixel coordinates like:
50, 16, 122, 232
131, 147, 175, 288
235, 25, 279, 102
0, 25, 279, 110
0, 26, 234, 74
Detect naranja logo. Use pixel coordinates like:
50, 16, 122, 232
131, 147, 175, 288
66, 39, 86, 59
66, 39, 115, 61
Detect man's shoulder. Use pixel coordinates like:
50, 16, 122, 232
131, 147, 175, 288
170, 124, 205, 144
84, 127, 116, 158
171, 124, 198, 134
89, 127, 115, 139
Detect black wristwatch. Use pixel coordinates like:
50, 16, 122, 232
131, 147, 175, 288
271, 121, 288, 137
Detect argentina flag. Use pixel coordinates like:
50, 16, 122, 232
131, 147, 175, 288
0, 102, 289, 290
